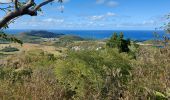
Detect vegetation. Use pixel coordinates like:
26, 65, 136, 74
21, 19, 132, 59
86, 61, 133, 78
0, 53, 9, 59
15, 30, 65, 43
19, 31, 64, 38
126, 46, 170, 100
55, 49, 131, 99
59, 35, 84, 42
0, 33, 169, 99
0, 50, 64, 99
0, 31, 23, 45
106, 32, 131, 53
53, 35, 84, 47
0, 46, 19, 52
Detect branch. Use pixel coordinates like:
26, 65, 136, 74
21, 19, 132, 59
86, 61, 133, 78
0, 6, 13, 10
14, 0, 18, 10
0, 9, 36, 29
22, 0, 35, 10
0, 6, 14, 14
0, 0, 63, 29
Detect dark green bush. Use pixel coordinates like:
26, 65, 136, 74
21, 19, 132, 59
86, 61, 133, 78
55, 48, 132, 99
1, 46, 19, 52
106, 32, 130, 53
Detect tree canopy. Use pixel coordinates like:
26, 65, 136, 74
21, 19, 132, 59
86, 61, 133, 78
106, 32, 131, 53
0, 0, 63, 30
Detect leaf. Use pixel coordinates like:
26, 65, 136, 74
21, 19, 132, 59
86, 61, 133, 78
155, 91, 167, 99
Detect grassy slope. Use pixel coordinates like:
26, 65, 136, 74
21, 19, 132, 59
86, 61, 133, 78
0, 33, 170, 99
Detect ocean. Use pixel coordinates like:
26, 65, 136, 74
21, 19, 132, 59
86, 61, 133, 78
4, 30, 165, 41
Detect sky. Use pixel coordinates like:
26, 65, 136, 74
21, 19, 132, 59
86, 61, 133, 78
0, 0, 170, 30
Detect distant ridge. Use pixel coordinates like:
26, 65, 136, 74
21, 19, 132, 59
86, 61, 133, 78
19, 30, 64, 38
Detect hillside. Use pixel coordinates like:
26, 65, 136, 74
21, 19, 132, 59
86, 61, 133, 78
16, 30, 64, 43
59, 35, 85, 42
19, 30, 64, 38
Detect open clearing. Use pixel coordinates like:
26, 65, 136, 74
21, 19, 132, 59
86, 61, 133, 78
0, 43, 61, 56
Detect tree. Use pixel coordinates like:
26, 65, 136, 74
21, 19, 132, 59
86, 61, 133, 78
0, 0, 63, 30
106, 32, 130, 53
164, 13, 170, 47
155, 13, 170, 47
106, 32, 118, 48
0, 31, 23, 45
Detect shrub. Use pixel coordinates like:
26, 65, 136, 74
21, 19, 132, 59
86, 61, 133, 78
125, 47, 170, 100
0, 46, 19, 52
106, 32, 130, 53
0, 51, 65, 100
55, 48, 132, 99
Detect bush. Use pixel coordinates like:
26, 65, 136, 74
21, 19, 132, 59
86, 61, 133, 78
1, 46, 19, 52
106, 32, 130, 53
55, 48, 132, 99
0, 51, 64, 100
125, 47, 170, 100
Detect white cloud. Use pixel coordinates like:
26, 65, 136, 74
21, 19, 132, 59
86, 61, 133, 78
142, 20, 158, 26
13, 17, 65, 28
107, 1, 118, 7
96, 0, 119, 7
117, 20, 157, 27
43, 18, 64, 23
90, 15, 105, 21
89, 12, 116, 21
106, 12, 116, 16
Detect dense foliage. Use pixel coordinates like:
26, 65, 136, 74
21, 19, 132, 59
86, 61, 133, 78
19, 31, 64, 38
0, 31, 23, 45
106, 32, 131, 52
0, 34, 170, 99
0, 46, 19, 52
55, 49, 131, 99
0, 43, 169, 99
54, 35, 85, 47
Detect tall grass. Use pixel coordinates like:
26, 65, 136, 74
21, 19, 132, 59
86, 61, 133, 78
0, 46, 169, 99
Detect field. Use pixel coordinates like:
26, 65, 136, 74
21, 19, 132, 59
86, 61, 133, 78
0, 43, 62, 55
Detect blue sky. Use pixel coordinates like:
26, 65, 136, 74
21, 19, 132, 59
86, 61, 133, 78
1, 0, 170, 30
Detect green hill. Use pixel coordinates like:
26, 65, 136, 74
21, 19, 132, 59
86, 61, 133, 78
59, 35, 84, 42
16, 30, 65, 43
19, 30, 64, 38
